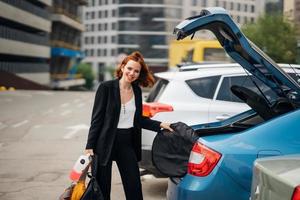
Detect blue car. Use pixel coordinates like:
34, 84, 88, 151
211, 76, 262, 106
166, 7, 300, 200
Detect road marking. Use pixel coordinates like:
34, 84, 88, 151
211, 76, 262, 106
60, 110, 71, 116
60, 103, 70, 108
33, 125, 41, 129
43, 109, 54, 115
12, 120, 29, 128
63, 124, 89, 139
0, 122, 6, 130
76, 103, 85, 108
73, 99, 81, 103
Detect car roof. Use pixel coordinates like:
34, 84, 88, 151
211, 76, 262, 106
155, 63, 300, 81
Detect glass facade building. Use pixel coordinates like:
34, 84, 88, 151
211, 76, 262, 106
82, 0, 183, 80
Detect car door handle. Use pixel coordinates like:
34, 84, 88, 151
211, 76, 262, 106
216, 114, 230, 121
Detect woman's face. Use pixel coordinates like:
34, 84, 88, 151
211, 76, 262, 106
121, 60, 141, 83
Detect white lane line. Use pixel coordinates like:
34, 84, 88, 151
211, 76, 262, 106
12, 120, 29, 128
43, 109, 54, 115
63, 124, 89, 139
33, 125, 41, 129
60, 103, 70, 108
60, 110, 72, 116
0, 122, 7, 130
73, 99, 81, 103
76, 103, 85, 108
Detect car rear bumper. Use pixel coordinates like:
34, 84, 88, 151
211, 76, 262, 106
167, 167, 250, 200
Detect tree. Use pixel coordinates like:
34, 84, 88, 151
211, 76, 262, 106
77, 63, 95, 90
242, 13, 298, 63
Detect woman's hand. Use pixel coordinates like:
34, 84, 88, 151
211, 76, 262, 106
84, 149, 94, 156
160, 122, 174, 132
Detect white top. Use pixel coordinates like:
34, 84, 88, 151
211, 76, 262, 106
117, 95, 136, 129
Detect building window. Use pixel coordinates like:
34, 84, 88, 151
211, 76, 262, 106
230, 2, 234, 10
97, 49, 101, 56
192, 0, 197, 6
85, 37, 88, 44
98, 36, 101, 43
112, 22, 116, 30
111, 36, 116, 43
112, 9, 116, 17
104, 36, 107, 43
111, 49, 116, 56
104, 23, 108, 30
98, 24, 102, 31
251, 5, 255, 13
237, 16, 240, 23
91, 12, 95, 19
91, 49, 94, 56
244, 4, 248, 12
105, 10, 108, 18
99, 0, 102, 5
202, 0, 207, 7
98, 11, 102, 18
223, 1, 227, 9
237, 3, 241, 11
215, 0, 219, 6
103, 49, 107, 56
244, 16, 248, 24
91, 24, 95, 31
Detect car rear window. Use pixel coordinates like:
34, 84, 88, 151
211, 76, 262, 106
185, 76, 221, 99
217, 75, 277, 103
146, 78, 169, 102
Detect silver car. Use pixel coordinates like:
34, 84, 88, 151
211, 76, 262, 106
251, 155, 300, 200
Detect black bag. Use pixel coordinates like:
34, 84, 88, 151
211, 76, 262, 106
80, 155, 104, 200
152, 122, 199, 177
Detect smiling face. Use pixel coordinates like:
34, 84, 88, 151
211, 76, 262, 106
121, 60, 141, 83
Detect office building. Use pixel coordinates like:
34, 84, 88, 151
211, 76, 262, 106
50, 0, 87, 89
82, 0, 265, 80
0, 0, 52, 85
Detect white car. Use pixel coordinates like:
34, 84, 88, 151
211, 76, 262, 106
140, 63, 300, 176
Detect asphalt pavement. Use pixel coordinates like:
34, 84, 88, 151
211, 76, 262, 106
0, 90, 167, 200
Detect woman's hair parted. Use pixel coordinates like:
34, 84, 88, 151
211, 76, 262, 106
115, 51, 155, 87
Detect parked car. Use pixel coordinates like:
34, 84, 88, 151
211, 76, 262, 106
141, 63, 300, 176
160, 7, 300, 200
251, 155, 300, 200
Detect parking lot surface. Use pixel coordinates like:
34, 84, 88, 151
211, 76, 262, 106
0, 90, 167, 200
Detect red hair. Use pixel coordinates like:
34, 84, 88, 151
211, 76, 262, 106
115, 51, 155, 87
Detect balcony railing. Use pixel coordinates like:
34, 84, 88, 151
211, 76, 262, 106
50, 40, 80, 50
0, 0, 50, 20
0, 25, 49, 46
0, 62, 49, 73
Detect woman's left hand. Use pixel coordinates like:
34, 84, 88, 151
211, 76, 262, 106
160, 122, 174, 132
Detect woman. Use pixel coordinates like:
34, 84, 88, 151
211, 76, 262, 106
84, 51, 173, 200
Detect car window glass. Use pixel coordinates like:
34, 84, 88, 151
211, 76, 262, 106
146, 78, 168, 102
217, 75, 277, 103
185, 76, 221, 99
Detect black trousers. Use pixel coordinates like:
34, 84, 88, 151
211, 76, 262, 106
96, 128, 143, 200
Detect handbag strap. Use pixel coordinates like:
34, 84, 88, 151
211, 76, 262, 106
91, 155, 98, 177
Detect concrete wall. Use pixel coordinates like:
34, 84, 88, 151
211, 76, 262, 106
0, 1, 51, 32
0, 38, 50, 58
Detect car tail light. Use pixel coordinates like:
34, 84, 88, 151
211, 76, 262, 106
142, 102, 173, 118
188, 142, 221, 177
292, 186, 300, 200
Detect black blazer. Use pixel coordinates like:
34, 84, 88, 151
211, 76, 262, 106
86, 79, 161, 166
